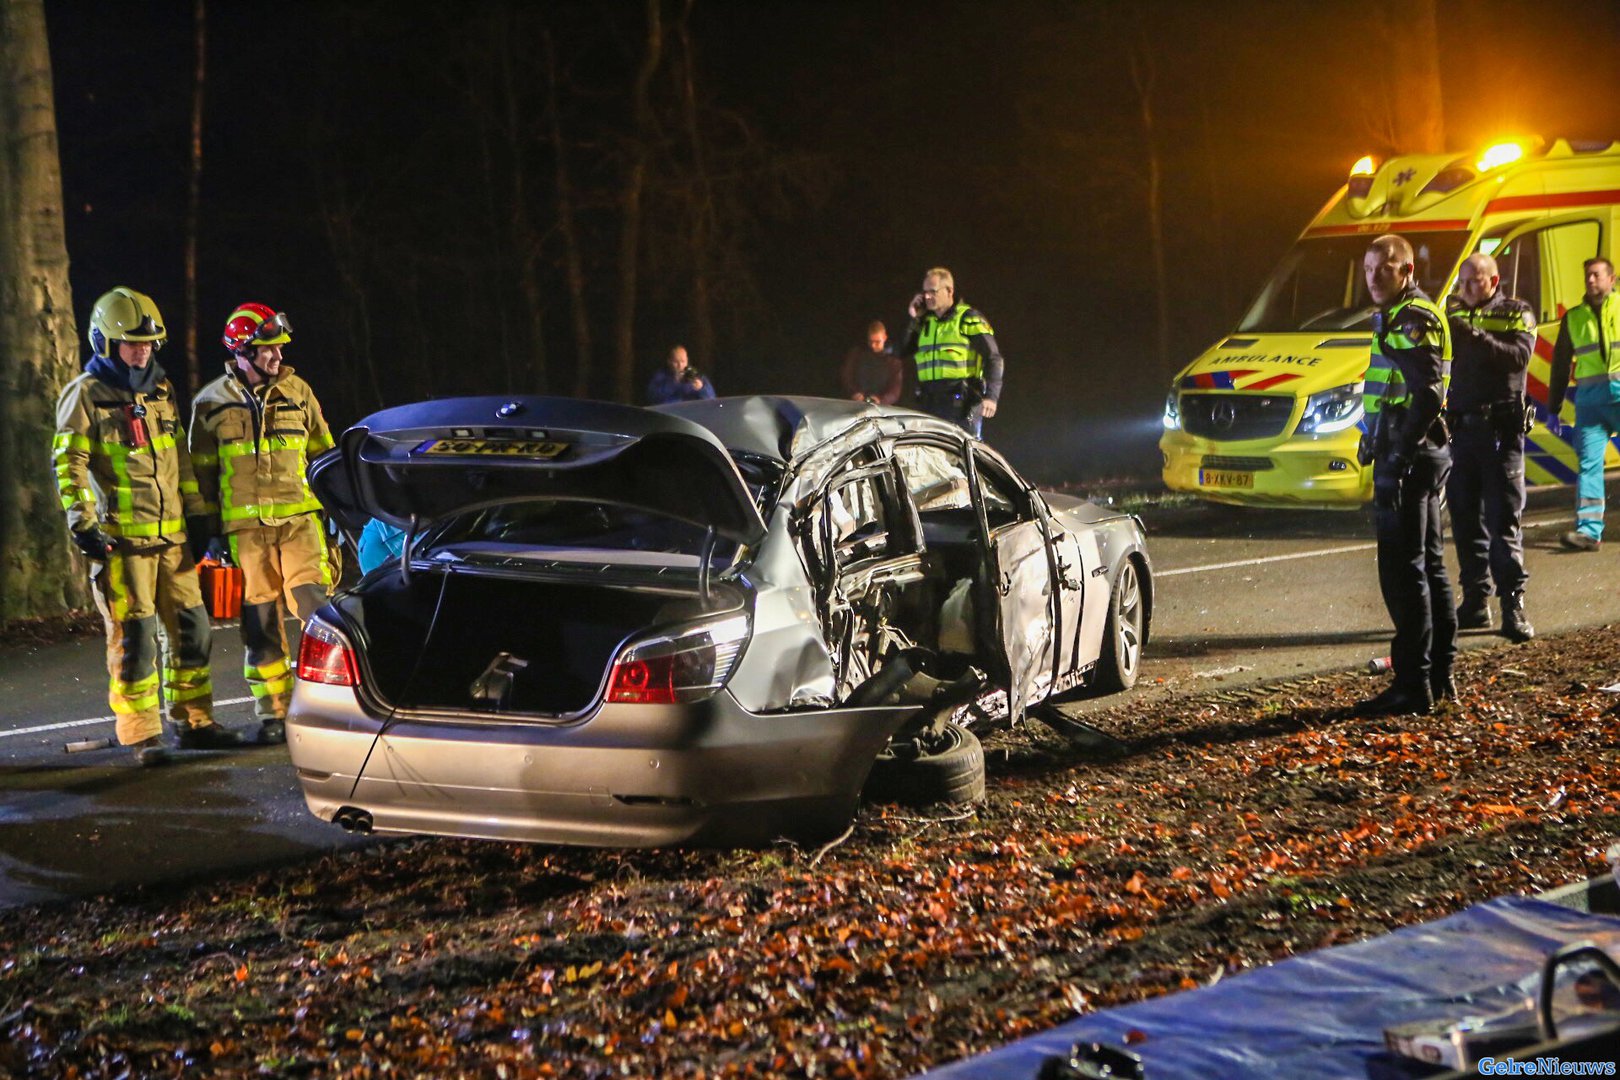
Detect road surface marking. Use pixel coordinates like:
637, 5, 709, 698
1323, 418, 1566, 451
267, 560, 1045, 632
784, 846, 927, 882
1159, 513, 1563, 577
2, 696, 255, 740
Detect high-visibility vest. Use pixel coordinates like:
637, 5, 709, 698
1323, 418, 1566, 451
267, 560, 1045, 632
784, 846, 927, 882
53, 372, 205, 542
914, 303, 993, 384
1563, 291, 1620, 405
190, 365, 334, 532
1364, 291, 1452, 418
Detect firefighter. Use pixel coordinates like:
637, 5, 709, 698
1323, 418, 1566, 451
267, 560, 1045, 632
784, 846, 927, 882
1355, 235, 1457, 717
190, 303, 335, 744
898, 267, 1004, 437
1548, 257, 1620, 551
53, 287, 239, 765
1443, 253, 1536, 642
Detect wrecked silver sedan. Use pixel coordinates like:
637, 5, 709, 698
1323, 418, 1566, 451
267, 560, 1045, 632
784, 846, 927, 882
286, 395, 1151, 846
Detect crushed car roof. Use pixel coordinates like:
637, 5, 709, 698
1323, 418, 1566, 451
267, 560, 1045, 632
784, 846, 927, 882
657, 395, 962, 463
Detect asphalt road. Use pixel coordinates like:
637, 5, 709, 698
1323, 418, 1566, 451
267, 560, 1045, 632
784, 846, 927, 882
2, 478, 1617, 910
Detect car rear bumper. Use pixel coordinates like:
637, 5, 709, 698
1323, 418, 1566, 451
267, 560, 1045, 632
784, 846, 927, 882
1160, 429, 1371, 508
286, 682, 911, 847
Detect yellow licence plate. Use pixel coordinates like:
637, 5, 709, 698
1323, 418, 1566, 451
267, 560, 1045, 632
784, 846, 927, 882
421, 438, 569, 459
1199, 469, 1253, 488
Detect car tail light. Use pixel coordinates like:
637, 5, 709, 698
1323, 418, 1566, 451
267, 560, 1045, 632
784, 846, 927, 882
606, 614, 748, 704
298, 616, 359, 687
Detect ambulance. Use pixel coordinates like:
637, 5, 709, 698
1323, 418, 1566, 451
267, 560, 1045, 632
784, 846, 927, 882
1160, 137, 1620, 508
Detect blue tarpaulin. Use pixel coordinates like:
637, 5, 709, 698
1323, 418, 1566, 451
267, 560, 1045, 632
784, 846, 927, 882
917, 895, 1620, 1080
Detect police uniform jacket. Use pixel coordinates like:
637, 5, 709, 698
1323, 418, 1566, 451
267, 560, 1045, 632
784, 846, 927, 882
1444, 292, 1535, 413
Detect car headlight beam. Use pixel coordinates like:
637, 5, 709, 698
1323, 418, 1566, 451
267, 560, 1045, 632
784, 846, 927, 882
1162, 390, 1180, 430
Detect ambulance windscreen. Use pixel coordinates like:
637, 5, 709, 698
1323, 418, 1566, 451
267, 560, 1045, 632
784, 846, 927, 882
1237, 231, 1470, 333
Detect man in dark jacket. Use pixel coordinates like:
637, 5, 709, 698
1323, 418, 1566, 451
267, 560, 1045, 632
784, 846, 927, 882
1444, 253, 1536, 642
840, 320, 904, 405
1355, 235, 1457, 717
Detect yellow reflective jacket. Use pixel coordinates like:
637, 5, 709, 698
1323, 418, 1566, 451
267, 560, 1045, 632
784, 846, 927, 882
53, 369, 205, 544
189, 364, 334, 533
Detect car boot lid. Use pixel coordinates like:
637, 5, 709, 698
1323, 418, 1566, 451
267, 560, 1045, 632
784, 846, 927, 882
310, 395, 767, 545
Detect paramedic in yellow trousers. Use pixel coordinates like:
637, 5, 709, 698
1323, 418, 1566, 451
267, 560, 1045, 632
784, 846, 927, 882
53, 287, 241, 766
190, 303, 335, 744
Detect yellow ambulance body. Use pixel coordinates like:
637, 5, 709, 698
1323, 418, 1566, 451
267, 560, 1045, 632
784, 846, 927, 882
1160, 137, 1620, 508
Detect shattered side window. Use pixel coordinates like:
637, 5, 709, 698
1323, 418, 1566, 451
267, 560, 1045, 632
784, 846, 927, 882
893, 443, 972, 513
829, 476, 889, 560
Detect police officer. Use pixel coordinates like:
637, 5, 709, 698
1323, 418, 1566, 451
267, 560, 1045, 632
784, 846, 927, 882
1444, 253, 1536, 642
1355, 235, 1457, 716
898, 267, 1004, 436
54, 287, 240, 764
190, 303, 335, 744
1548, 257, 1620, 551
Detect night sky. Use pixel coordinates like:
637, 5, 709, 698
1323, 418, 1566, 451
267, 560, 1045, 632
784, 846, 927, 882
45, 0, 1620, 481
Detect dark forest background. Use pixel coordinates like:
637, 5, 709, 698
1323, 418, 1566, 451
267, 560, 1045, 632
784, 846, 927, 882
46, 0, 1620, 483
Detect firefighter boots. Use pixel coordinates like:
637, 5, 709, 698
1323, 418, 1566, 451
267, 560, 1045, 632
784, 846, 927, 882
173, 722, 244, 750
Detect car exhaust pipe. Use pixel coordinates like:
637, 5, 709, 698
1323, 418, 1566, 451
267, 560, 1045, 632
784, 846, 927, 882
333, 806, 373, 833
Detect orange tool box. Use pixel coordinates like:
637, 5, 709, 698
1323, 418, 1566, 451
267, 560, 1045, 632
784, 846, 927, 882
198, 558, 243, 620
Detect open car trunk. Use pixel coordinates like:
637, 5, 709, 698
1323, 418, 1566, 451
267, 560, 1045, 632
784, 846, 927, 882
339, 567, 730, 717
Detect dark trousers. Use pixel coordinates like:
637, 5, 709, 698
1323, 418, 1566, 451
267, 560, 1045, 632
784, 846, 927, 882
1374, 446, 1457, 691
1445, 421, 1528, 600
917, 381, 983, 438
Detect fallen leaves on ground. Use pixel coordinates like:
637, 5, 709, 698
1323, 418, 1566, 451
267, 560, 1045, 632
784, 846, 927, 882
3, 625, 1619, 1078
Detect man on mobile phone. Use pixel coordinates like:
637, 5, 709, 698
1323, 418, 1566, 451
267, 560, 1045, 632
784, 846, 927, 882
897, 267, 1004, 437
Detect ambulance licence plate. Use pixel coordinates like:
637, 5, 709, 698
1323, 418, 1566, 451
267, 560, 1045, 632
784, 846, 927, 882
1199, 469, 1253, 489
421, 438, 569, 459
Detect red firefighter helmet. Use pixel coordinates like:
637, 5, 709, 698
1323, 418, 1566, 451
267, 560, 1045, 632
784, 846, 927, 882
222, 302, 293, 354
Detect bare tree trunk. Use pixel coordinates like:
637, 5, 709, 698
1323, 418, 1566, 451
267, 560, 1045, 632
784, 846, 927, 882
0, 0, 87, 621
1129, 31, 1169, 374
1360, 0, 1445, 153
543, 29, 594, 400
496, 15, 547, 393
1390, 0, 1445, 153
612, 0, 663, 404
675, 0, 716, 378
183, 0, 205, 397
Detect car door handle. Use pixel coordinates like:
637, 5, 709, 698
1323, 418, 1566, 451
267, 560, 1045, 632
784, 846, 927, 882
998, 571, 1013, 596
1054, 557, 1082, 590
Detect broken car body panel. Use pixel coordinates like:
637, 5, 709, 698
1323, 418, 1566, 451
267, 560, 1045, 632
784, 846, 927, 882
288, 396, 1151, 847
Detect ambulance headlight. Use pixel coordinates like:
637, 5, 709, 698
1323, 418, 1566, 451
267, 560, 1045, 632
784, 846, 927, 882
1162, 390, 1180, 430
1297, 384, 1363, 434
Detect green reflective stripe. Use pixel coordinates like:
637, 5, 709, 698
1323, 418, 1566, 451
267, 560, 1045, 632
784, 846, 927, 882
111, 689, 162, 716
111, 671, 161, 715
179, 478, 200, 495
163, 666, 214, 704
249, 673, 294, 698
1470, 314, 1535, 333
246, 657, 291, 681
53, 432, 93, 453
149, 434, 177, 452
309, 431, 335, 452
115, 517, 185, 538
316, 530, 333, 587
192, 451, 219, 466
220, 498, 321, 523
218, 435, 311, 456
107, 556, 130, 622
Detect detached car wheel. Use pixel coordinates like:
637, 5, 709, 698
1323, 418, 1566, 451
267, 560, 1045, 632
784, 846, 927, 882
1093, 559, 1143, 693
864, 723, 985, 808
